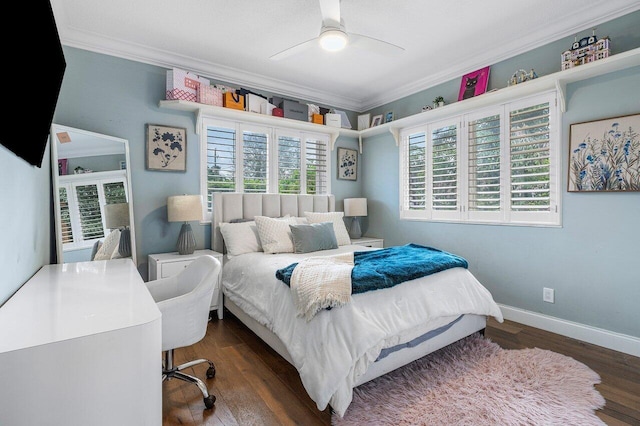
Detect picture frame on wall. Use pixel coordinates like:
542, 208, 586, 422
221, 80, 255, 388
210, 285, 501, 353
146, 124, 187, 172
357, 113, 371, 130
568, 113, 640, 192
385, 111, 394, 123
371, 114, 383, 127
337, 147, 357, 181
458, 66, 490, 101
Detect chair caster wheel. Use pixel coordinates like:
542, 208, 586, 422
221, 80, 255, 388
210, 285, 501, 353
206, 365, 216, 378
204, 394, 216, 409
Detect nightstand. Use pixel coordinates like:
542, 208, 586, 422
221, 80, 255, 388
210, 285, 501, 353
148, 249, 224, 319
350, 236, 384, 248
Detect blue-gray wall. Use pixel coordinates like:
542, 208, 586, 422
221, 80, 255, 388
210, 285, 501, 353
361, 12, 640, 338
52, 47, 360, 279
1, 9, 636, 342
0, 143, 52, 305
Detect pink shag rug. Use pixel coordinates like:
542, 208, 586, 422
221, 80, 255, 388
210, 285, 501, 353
333, 334, 605, 425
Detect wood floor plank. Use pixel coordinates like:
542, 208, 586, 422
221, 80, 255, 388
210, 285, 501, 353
160, 312, 640, 426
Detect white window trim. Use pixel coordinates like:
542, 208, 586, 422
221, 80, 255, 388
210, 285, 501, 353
200, 116, 332, 222
59, 171, 129, 251
399, 90, 561, 227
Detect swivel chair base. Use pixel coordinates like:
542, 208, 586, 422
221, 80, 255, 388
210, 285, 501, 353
162, 349, 216, 409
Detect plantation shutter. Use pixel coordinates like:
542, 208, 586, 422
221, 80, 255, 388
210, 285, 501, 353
242, 127, 269, 193
305, 135, 328, 195
508, 95, 556, 223
59, 185, 74, 245
103, 181, 127, 204
206, 123, 237, 206
467, 110, 502, 221
430, 120, 460, 219
278, 134, 301, 194
402, 130, 427, 215
73, 183, 104, 241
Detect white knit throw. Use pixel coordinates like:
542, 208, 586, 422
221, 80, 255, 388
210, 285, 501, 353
290, 252, 354, 321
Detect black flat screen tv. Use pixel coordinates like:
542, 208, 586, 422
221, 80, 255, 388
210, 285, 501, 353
1, 1, 66, 168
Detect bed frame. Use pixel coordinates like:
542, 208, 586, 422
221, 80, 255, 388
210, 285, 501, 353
212, 192, 486, 389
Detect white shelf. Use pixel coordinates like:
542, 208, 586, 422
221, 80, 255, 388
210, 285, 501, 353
160, 47, 640, 153
358, 47, 640, 149
159, 99, 359, 150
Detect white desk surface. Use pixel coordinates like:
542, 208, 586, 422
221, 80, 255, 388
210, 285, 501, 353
0, 259, 161, 354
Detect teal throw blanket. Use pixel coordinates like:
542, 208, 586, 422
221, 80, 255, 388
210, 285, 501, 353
275, 243, 468, 295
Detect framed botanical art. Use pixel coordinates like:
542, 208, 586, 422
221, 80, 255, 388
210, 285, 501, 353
146, 124, 187, 172
568, 113, 640, 192
458, 66, 490, 101
337, 147, 357, 181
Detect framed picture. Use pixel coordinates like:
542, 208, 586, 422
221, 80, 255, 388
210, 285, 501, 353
337, 147, 357, 181
385, 111, 394, 123
371, 114, 383, 127
58, 158, 68, 176
146, 124, 187, 172
458, 66, 490, 101
119, 160, 126, 170
357, 113, 371, 130
568, 113, 640, 192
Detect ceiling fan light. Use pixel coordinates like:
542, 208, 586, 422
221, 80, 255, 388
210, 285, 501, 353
319, 29, 348, 52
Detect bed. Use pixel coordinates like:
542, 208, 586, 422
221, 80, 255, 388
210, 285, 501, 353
212, 193, 503, 417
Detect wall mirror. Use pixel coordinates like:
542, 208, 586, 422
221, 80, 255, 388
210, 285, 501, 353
50, 124, 137, 264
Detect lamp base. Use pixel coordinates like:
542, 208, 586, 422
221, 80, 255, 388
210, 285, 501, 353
177, 223, 197, 255
118, 228, 132, 258
348, 217, 362, 239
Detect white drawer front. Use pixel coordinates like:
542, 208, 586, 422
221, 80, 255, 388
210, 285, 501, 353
358, 241, 383, 248
161, 260, 192, 278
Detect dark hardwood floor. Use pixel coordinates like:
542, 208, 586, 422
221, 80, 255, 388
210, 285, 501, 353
162, 311, 640, 425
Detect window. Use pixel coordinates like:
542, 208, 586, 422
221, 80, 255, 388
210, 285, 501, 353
59, 172, 128, 251
201, 117, 330, 220
399, 91, 560, 226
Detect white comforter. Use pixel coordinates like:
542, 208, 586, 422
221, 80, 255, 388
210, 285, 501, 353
222, 245, 503, 417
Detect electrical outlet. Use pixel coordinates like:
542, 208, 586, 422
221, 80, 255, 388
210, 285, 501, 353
543, 287, 555, 303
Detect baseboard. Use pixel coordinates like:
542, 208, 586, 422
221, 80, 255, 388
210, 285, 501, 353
498, 304, 640, 358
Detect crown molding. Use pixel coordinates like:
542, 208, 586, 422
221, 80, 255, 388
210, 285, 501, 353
358, 3, 640, 111
56, 3, 640, 113
59, 27, 364, 112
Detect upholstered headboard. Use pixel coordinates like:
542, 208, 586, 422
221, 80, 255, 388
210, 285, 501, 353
211, 193, 336, 254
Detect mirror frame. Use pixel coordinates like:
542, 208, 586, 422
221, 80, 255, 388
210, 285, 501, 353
50, 124, 137, 265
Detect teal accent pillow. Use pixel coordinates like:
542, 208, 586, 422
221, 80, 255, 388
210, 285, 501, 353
289, 222, 338, 253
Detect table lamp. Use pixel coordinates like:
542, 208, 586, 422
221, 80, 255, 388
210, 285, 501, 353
344, 198, 367, 239
104, 202, 131, 258
167, 195, 203, 255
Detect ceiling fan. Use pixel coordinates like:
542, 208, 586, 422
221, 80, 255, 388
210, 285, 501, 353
269, 0, 405, 60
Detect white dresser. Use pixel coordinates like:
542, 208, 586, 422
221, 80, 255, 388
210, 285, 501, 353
0, 259, 162, 426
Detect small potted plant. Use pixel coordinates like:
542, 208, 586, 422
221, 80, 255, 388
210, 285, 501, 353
433, 96, 445, 108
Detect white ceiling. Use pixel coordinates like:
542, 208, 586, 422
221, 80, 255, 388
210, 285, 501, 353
50, 0, 640, 112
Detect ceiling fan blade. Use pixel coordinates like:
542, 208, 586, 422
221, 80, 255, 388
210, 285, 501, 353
349, 33, 405, 56
318, 0, 341, 27
269, 37, 319, 61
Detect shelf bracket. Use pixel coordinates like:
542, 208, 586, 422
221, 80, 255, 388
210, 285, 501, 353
195, 109, 203, 135
555, 79, 567, 113
358, 134, 363, 154
389, 127, 400, 146
329, 131, 339, 151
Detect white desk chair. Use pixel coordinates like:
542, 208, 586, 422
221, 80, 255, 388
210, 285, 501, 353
145, 254, 221, 409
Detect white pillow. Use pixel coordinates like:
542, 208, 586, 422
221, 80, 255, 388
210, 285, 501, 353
254, 215, 298, 254
219, 221, 262, 258
304, 211, 351, 246
93, 229, 121, 261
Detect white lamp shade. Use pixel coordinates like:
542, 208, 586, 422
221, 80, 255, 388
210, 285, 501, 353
104, 203, 130, 229
344, 198, 367, 217
167, 195, 203, 222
